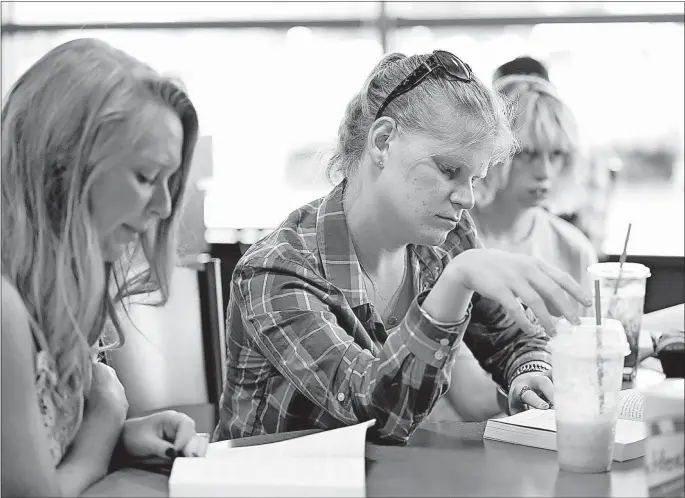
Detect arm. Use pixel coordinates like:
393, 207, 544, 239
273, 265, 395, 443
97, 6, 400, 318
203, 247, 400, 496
430, 230, 591, 393
235, 264, 469, 444
463, 292, 552, 390
1, 278, 126, 497
55, 402, 124, 496
445, 346, 504, 421
2, 281, 62, 497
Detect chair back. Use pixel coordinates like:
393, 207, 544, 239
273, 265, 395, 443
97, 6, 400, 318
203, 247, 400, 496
107, 256, 225, 433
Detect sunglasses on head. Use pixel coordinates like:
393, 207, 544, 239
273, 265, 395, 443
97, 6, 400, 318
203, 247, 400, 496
375, 50, 473, 121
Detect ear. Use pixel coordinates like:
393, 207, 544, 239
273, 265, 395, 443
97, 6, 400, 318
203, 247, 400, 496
366, 117, 397, 168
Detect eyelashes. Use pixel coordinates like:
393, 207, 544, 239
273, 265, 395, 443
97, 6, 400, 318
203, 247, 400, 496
135, 173, 155, 185
437, 163, 481, 185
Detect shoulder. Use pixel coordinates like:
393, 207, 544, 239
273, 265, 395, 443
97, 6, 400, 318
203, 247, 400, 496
1, 276, 35, 368
238, 198, 324, 274
536, 209, 597, 262
1, 276, 31, 330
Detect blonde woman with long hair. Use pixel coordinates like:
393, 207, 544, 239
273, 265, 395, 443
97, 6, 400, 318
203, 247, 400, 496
1, 38, 202, 496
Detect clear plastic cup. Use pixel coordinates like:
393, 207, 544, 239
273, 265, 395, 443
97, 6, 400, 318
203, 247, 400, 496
549, 317, 630, 473
588, 262, 651, 381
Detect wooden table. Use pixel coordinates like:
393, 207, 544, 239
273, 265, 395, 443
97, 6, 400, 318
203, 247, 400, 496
82, 305, 684, 498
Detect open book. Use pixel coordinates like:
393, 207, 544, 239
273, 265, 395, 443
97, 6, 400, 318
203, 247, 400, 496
483, 389, 646, 462
169, 419, 376, 497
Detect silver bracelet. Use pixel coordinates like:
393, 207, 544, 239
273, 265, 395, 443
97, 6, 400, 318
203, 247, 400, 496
507, 361, 551, 391
419, 301, 472, 328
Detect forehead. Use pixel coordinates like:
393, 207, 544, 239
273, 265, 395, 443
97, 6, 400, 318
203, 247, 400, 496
131, 105, 184, 166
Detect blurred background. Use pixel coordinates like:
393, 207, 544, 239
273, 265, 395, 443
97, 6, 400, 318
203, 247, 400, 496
2, 1, 683, 258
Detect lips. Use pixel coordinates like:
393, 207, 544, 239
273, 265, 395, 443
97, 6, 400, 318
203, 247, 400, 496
436, 215, 459, 225
529, 185, 550, 197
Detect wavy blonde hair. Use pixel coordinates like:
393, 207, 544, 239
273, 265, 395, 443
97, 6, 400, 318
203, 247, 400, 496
1, 38, 199, 404
475, 74, 582, 207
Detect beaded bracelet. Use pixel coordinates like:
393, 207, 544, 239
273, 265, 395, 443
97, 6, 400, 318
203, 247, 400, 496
498, 361, 552, 396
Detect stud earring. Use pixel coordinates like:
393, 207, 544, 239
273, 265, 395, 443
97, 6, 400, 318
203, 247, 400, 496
379, 160, 384, 166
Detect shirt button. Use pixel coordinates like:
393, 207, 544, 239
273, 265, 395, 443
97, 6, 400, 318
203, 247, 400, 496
434, 350, 445, 361
440, 338, 449, 346
387, 316, 398, 326
337, 393, 345, 402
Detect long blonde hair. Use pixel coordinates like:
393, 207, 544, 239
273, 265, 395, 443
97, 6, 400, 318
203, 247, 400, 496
1, 38, 199, 402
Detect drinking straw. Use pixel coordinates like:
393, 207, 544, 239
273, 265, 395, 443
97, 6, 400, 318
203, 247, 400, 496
608, 223, 633, 317
595, 280, 605, 413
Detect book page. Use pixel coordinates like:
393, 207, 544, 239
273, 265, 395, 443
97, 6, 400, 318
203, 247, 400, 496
170, 456, 365, 497
169, 420, 375, 497
493, 408, 557, 431
618, 389, 644, 421
206, 419, 376, 459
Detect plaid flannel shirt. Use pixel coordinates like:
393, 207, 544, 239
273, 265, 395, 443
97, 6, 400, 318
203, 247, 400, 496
212, 181, 551, 444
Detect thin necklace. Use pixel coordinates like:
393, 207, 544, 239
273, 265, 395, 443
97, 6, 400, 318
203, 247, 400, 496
358, 249, 409, 328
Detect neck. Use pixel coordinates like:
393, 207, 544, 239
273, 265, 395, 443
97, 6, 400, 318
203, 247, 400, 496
343, 176, 407, 276
475, 197, 538, 244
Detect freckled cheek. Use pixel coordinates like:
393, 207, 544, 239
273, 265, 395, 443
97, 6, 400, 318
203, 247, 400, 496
407, 175, 444, 215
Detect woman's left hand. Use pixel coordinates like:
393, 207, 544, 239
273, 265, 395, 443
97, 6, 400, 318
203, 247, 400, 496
122, 411, 196, 459
508, 370, 554, 415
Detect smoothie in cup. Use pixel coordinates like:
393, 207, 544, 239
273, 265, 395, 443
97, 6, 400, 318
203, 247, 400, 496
587, 262, 650, 381
549, 317, 630, 473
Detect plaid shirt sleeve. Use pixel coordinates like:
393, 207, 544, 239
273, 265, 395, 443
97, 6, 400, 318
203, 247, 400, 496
234, 261, 470, 444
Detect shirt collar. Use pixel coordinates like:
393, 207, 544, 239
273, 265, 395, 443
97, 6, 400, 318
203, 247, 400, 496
315, 181, 368, 308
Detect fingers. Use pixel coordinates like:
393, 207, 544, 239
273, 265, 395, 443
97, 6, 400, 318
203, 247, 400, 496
527, 267, 581, 329
520, 388, 550, 410
537, 261, 593, 309
509, 373, 554, 414
166, 412, 196, 452
181, 433, 210, 457
511, 281, 555, 333
535, 374, 554, 407
496, 291, 539, 335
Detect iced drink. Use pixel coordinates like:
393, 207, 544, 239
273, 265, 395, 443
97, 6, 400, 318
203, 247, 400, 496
588, 262, 651, 381
549, 317, 630, 473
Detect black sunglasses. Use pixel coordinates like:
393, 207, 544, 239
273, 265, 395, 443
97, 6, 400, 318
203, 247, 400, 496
375, 50, 473, 121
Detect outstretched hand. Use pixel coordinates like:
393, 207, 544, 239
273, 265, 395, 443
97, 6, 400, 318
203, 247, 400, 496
447, 248, 593, 335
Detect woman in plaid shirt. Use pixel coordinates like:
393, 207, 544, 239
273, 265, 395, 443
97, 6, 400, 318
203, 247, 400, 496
213, 51, 593, 444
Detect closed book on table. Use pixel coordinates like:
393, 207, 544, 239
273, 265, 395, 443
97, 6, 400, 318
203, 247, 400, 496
483, 389, 647, 462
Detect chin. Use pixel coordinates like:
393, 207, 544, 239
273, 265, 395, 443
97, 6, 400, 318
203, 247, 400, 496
102, 242, 127, 262
417, 227, 451, 247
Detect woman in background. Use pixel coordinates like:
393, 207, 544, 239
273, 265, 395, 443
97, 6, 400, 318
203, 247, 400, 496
472, 74, 598, 293
493, 55, 616, 255
2, 38, 202, 496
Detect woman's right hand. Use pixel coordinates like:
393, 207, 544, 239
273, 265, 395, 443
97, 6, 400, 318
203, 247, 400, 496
87, 362, 128, 421
446, 248, 593, 335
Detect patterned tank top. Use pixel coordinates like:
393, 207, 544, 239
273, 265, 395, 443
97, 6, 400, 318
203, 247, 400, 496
34, 347, 85, 465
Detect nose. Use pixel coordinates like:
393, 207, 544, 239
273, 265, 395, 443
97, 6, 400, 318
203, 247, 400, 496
449, 183, 475, 211
149, 181, 172, 220
533, 155, 554, 181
